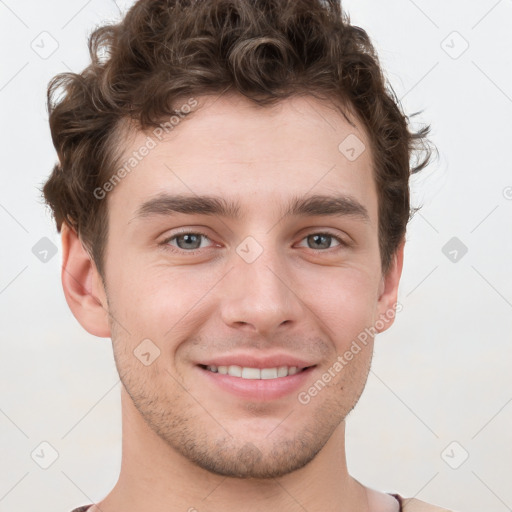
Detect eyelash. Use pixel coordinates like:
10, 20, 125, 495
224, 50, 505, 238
160, 229, 349, 255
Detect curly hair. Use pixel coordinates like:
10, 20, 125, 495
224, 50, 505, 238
42, 0, 434, 278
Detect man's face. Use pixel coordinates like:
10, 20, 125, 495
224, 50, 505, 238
100, 93, 398, 479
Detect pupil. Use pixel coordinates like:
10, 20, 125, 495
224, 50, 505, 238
180, 234, 200, 249
311, 234, 329, 249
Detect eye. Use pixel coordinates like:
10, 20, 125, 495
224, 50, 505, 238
161, 230, 213, 254
297, 232, 347, 251
160, 230, 349, 255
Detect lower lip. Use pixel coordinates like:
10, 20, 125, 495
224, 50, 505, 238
196, 365, 316, 401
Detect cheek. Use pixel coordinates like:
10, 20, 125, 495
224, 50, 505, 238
106, 249, 380, 345
108, 259, 221, 339
302, 267, 379, 337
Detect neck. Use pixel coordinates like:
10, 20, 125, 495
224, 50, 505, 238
96, 387, 369, 512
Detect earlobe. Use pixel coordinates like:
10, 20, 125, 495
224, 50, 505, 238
375, 238, 405, 333
61, 222, 111, 338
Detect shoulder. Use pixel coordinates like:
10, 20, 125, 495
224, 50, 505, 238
401, 497, 456, 512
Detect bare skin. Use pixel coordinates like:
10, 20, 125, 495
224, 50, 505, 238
62, 93, 404, 512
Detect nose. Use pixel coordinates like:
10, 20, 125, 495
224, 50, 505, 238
219, 242, 305, 337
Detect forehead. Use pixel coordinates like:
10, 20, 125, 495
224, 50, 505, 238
109, 93, 378, 225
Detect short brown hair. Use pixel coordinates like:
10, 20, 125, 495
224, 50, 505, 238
42, 0, 434, 278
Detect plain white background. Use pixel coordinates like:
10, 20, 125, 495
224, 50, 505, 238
0, 1, 511, 511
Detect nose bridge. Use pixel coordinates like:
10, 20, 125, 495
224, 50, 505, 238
219, 234, 303, 334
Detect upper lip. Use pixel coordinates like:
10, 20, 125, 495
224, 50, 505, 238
197, 353, 317, 370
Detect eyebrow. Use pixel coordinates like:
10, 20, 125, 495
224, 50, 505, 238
132, 193, 370, 224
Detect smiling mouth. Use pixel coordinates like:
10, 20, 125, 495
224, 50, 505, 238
198, 364, 314, 379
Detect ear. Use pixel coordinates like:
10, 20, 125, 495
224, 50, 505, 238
375, 237, 405, 334
61, 222, 111, 338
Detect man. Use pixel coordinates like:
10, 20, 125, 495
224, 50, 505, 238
43, 0, 452, 510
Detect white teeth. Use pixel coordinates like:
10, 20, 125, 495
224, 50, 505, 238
241, 367, 260, 379
277, 366, 288, 377
228, 365, 242, 377
205, 365, 303, 379
261, 368, 277, 379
